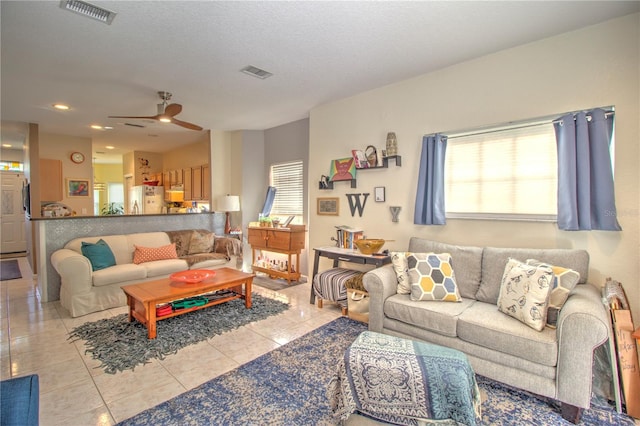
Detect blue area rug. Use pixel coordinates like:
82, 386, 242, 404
117, 316, 634, 425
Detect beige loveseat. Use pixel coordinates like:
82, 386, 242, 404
51, 229, 241, 317
363, 237, 610, 423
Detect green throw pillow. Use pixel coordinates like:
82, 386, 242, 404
81, 239, 116, 271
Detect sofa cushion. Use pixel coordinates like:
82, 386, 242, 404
391, 252, 411, 294
165, 230, 193, 257
92, 264, 147, 287
65, 235, 130, 265
144, 259, 189, 277
189, 255, 234, 270
81, 239, 116, 271
125, 232, 172, 262
133, 243, 178, 264
527, 259, 580, 329
407, 253, 461, 302
384, 294, 475, 337
497, 259, 553, 331
407, 238, 482, 299
457, 301, 558, 367
188, 230, 214, 254
476, 246, 589, 305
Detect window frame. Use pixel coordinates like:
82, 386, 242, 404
443, 119, 559, 222
269, 160, 304, 220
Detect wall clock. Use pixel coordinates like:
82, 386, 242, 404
70, 152, 85, 164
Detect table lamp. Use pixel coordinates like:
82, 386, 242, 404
217, 195, 240, 234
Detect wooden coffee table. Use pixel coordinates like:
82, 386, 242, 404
121, 267, 255, 339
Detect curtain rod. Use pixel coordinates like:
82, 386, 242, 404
441, 106, 614, 139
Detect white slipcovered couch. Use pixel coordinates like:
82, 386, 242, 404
51, 229, 241, 317
363, 237, 610, 424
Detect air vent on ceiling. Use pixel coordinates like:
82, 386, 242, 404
59, 0, 117, 25
124, 122, 145, 128
241, 65, 273, 80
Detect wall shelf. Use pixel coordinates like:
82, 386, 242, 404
318, 156, 401, 190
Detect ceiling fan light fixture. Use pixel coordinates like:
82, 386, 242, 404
159, 117, 172, 123
60, 0, 117, 25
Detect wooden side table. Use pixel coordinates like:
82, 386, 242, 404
248, 226, 305, 284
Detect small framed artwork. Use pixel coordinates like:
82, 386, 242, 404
329, 157, 356, 181
374, 187, 385, 202
67, 178, 90, 197
317, 197, 339, 216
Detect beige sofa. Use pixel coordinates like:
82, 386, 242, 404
51, 229, 241, 317
363, 237, 610, 423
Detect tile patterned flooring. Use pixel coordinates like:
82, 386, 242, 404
0, 257, 341, 425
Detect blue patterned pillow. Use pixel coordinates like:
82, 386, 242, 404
81, 239, 116, 271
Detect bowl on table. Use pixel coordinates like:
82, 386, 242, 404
354, 239, 385, 255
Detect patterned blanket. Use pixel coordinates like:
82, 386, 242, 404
328, 331, 481, 426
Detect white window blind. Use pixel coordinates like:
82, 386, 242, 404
445, 122, 558, 219
270, 160, 303, 216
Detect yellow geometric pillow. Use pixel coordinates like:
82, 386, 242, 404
407, 252, 461, 302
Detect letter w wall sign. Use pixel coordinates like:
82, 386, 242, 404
346, 193, 369, 217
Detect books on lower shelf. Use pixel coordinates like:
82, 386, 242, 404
335, 225, 364, 250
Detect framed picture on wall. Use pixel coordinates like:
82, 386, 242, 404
374, 186, 385, 202
317, 197, 339, 215
67, 178, 90, 197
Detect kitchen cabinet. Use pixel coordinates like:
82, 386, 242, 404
40, 159, 63, 202
248, 226, 305, 284
183, 165, 210, 201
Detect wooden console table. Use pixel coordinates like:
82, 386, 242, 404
248, 226, 305, 284
310, 246, 391, 304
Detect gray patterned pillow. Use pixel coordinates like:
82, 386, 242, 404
391, 252, 411, 294
497, 258, 553, 331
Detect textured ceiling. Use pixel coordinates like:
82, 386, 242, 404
1, 1, 638, 163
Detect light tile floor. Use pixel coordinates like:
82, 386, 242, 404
0, 257, 342, 425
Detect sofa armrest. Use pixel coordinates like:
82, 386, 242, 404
363, 264, 398, 332
51, 249, 93, 295
556, 282, 609, 408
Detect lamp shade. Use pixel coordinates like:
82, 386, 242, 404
217, 195, 240, 212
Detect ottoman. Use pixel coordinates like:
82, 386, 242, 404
313, 268, 362, 315
329, 331, 481, 425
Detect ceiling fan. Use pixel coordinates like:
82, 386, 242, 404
109, 91, 203, 131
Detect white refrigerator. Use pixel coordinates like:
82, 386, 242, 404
129, 185, 164, 214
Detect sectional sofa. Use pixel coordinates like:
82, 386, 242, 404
363, 237, 610, 423
51, 229, 241, 317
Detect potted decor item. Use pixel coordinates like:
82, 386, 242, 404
259, 216, 272, 227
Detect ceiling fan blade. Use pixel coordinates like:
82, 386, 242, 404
108, 115, 160, 120
163, 103, 182, 117
171, 118, 203, 131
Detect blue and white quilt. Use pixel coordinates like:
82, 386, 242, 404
328, 331, 481, 426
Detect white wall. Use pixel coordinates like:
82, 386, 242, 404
309, 14, 640, 320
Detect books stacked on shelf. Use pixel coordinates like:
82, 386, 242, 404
335, 225, 364, 250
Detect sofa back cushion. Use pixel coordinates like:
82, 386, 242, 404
66, 235, 130, 265
125, 232, 172, 263
408, 238, 482, 299
476, 246, 589, 305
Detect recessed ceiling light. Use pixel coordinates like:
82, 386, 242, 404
90, 124, 103, 130
105, 146, 115, 150
2, 144, 12, 148
104, 126, 113, 130
53, 103, 70, 110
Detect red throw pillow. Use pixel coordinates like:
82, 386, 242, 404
133, 243, 178, 264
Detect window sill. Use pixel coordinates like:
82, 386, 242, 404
446, 213, 557, 223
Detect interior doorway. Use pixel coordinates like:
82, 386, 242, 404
0, 172, 27, 254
